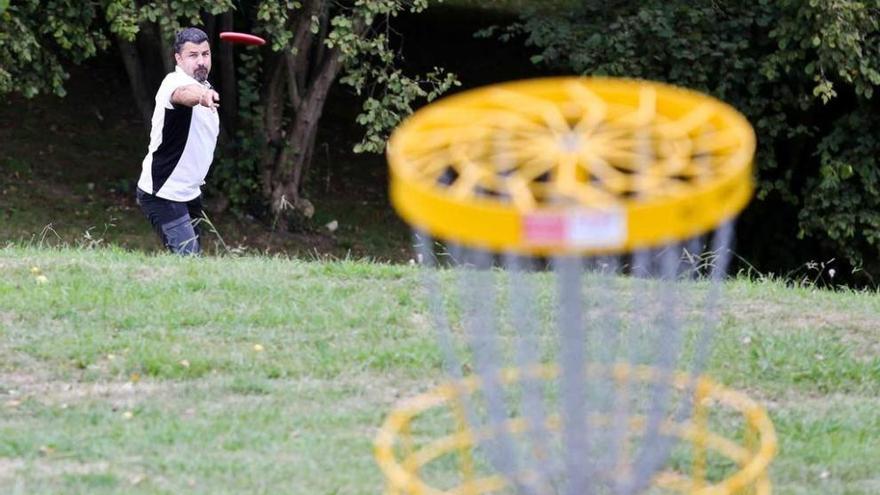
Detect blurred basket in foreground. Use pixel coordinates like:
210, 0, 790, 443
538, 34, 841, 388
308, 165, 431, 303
376, 77, 776, 494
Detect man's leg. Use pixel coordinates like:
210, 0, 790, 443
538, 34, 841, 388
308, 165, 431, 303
136, 189, 201, 255
185, 195, 205, 244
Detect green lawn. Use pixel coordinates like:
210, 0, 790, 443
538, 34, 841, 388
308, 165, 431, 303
0, 247, 878, 494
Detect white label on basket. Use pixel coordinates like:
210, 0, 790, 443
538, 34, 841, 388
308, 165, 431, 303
523, 209, 626, 248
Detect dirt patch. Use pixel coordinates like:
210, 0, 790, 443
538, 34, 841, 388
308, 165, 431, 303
854, 478, 880, 493
0, 457, 123, 480
0, 370, 435, 419
0, 458, 25, 478
133, 266, 176, 282
727, 297, 880, 359
0, 311, 17, 327
0, 368, 53, 392
729, 376, 880, 411
314, 371, 432, 398
0, 457, 154, 490
0, 370, 173, 411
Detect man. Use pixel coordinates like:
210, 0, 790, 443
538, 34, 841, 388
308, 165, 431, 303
136, 27, 220, 255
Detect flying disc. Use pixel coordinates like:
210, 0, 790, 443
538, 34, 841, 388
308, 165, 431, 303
219, 32, 266, 46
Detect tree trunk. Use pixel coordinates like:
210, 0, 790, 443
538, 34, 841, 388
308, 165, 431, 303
268, 54, 342, 218
260, 57, 287, 202
201, 11, 215, 38
263, 3, 367, 223
154, 22, 174, 74
117, 36, 154, 125
217, 11, 238, 135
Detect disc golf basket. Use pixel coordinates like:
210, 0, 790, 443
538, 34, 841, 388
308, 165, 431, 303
374, 78, 776, 495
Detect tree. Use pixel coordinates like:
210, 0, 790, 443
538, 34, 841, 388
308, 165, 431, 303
0, 0, 108, 98
487, 0, 880, 278
2, 0, 457, 226
243, 1, 457, 220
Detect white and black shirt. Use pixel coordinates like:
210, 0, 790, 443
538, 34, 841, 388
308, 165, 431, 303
138, 66, 220, 202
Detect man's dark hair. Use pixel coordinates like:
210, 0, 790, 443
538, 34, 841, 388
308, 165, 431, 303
174, 27, 209, 53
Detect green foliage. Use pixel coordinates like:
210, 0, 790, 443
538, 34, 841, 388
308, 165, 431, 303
0, 0, 233, 97
136, 0, 233, 43
2, 0, 456, 219
218, 0, 458, 211
212, 51, 264, 214
256, 0, 458, 153
496, 0, 880, 270
352, 66, 458, 153
804, 111, 880, 265
321, 0, 459, 152
103, 0, 139, 42
0, 0, 108, 97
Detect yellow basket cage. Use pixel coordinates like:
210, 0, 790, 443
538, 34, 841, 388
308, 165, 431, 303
377, 77, 774, 495
375, 364, 777, 495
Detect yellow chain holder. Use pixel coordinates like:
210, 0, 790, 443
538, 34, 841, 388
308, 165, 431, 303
374, 365, 778, 495
387, 77, 755, 254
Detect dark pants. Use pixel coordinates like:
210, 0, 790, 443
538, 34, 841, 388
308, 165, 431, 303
136, 188, 203, 255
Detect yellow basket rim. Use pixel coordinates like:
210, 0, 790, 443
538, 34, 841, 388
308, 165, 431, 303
374, 364, 777, 495
387, 76, 756, 255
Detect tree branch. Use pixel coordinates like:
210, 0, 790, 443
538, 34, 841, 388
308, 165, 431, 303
290, 0, 321, 91
284, 52, 303, 109
263, 56, 286, 145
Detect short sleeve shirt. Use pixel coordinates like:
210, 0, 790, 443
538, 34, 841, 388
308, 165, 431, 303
137, 66, 220, 202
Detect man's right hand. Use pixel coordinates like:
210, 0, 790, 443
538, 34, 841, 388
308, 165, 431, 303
199, 89, 220, 111
171, 84, 220, 111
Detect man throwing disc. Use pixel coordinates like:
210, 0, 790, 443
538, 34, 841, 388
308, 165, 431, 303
136, 27, 220, 255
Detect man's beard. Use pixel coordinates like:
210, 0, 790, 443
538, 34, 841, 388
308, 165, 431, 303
194, 67, 208, 82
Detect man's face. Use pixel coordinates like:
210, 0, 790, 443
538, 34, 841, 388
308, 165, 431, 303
175, 41, 211, 82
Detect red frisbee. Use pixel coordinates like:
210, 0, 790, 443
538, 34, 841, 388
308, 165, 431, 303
219, 32, 266, 46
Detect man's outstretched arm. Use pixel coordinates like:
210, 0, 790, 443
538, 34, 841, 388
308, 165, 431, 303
171, 84, 219, 110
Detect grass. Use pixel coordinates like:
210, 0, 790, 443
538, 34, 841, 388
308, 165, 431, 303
0, 247, 433, 494
1, 247, 878, 494
1, 7, 874, 493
